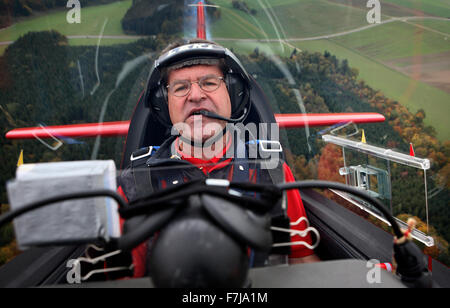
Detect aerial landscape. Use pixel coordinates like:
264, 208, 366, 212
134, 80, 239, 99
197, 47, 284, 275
0, 0, 448, 287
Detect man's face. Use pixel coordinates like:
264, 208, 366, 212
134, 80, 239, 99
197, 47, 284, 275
167, 65, 231, 142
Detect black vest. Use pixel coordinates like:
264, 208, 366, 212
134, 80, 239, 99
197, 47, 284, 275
118, 134, 291, 267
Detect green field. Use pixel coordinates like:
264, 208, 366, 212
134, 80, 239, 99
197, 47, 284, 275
322, 20, 450, 140
0, 0, 133, 50
217, 40, 294, 61
327, 0, 450, 18
209, 4, 268, 39
411, 19, 450, 35
384, 0, 450, 18
331, 21, 450, 61
292, 39, 449, 140
68, 38, 138, 46
210, 0, 369, 39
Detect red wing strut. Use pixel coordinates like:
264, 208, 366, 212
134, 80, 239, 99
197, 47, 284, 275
197, 1, 206, 39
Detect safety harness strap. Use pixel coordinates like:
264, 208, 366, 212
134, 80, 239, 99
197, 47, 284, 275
131, 146, 156, 197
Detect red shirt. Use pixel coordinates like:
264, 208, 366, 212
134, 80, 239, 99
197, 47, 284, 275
119, 139, 314, 277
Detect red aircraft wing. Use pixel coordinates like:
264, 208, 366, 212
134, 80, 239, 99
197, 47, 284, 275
5, 113, 384, 140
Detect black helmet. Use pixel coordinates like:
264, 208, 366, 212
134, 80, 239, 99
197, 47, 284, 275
144, 41, 252, 128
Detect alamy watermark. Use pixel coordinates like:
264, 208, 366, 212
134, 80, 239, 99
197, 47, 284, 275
66, 0, 81, 24
366, 259, 383, 284
66, 259, 81, 284
366, 0, 381, 24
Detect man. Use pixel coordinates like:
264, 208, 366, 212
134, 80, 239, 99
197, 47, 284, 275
119, 39, 319, 278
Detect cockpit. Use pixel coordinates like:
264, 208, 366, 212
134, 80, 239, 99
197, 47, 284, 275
0, 0, 449, 289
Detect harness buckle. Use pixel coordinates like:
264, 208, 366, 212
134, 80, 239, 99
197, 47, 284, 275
259, 140, 282, 153
130, 146, 153, 161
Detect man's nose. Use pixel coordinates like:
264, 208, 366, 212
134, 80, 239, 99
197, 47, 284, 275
187, 82, 206, 102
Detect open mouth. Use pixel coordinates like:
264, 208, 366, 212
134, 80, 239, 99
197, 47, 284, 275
188, 109, 210, 118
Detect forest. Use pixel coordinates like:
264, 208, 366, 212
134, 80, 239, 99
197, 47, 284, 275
0, 29, 448, 266
121, 0, 220, 35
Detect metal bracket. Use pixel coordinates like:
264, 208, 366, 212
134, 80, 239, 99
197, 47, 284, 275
69, 245, 133, 282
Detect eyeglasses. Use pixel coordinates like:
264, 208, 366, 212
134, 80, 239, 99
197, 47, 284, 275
166, 75, 224, 97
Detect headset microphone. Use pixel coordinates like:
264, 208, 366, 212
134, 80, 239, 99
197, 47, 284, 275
177, 109, 247, 147
196, 109, 247, 123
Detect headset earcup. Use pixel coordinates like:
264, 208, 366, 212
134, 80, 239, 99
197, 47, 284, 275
148, 85, 172, 128
225, 73, 249, 118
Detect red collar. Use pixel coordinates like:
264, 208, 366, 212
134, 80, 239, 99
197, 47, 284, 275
175, 136, 233, 175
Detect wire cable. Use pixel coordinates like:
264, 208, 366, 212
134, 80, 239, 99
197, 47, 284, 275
0, 190, 127, 228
